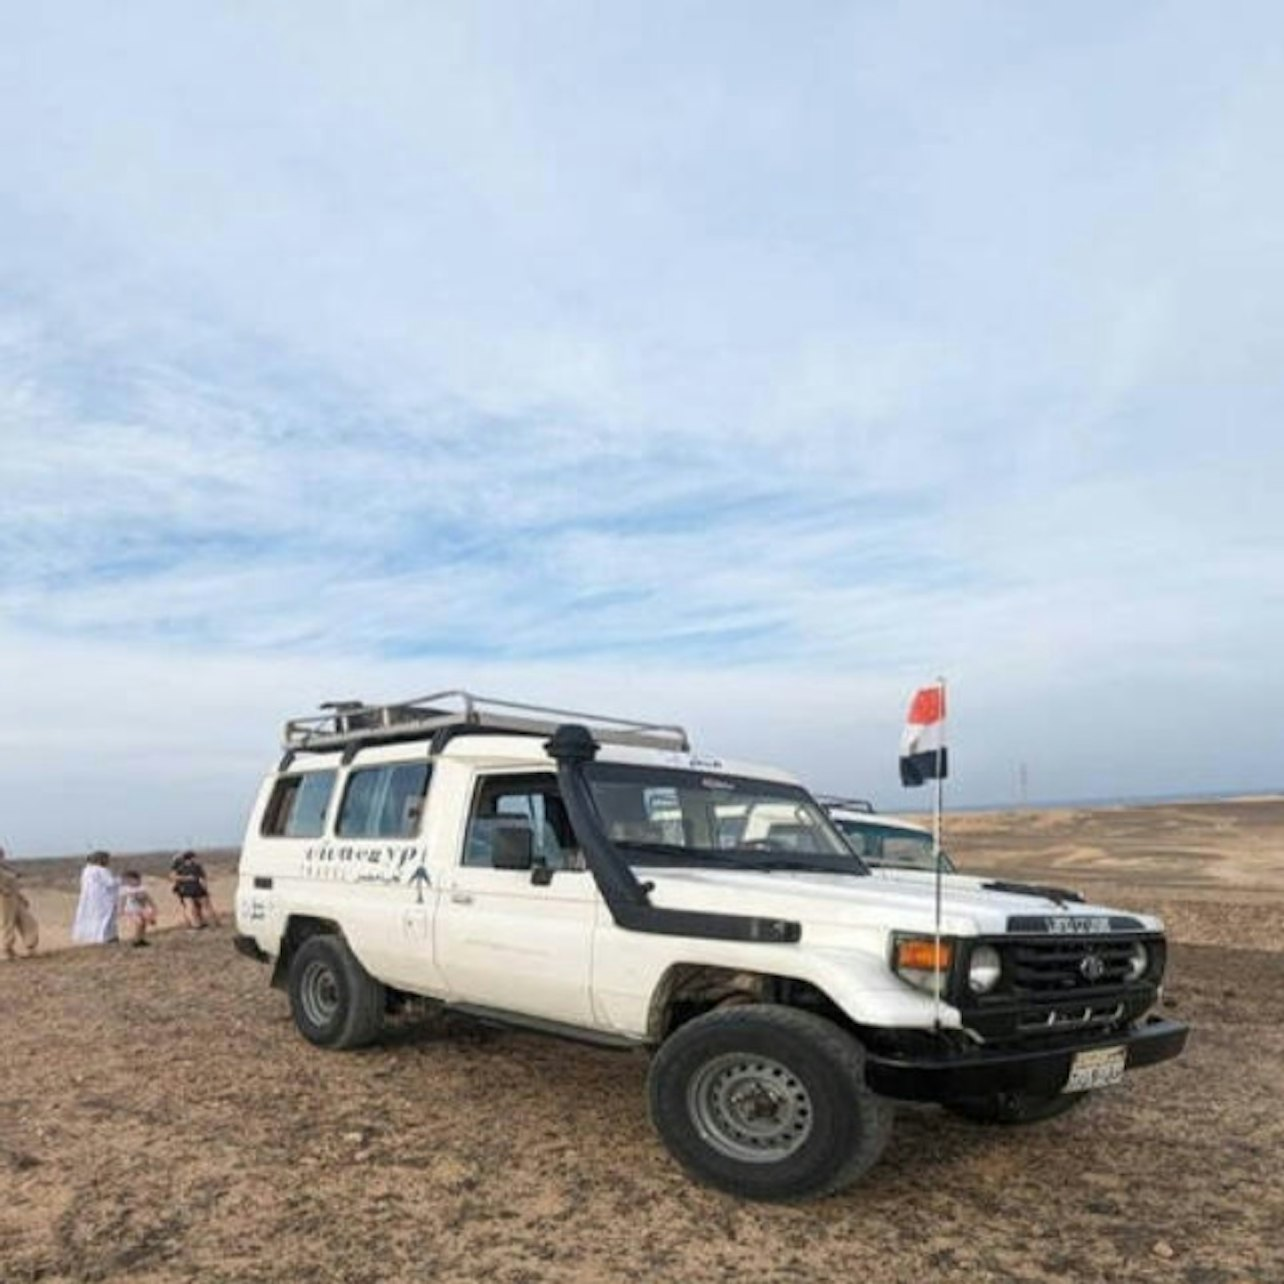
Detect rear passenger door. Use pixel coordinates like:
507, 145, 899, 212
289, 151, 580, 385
324, 759, 447, 994
435, 771, 598, 1027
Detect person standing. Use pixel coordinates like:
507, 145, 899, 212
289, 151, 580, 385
0, 845, 39, 960
71, 851, 119, 944
170, 850, 214, 928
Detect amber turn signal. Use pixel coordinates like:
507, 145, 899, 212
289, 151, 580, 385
895, 938, 954, 972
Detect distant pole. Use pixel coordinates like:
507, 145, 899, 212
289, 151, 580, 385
1018, 761, 1029, 809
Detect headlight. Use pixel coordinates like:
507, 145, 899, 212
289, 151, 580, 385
1126, 940, 1149, 981
968, 944, 1002, 994
892, 934, 954, 994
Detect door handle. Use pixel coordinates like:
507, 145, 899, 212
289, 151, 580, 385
450, 891, 474, 905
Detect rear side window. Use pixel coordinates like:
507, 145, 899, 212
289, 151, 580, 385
337, 762, 431, 838
262, 771, 337, 838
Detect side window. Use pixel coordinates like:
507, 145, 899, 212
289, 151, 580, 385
464, 773, 581, 870
836, 822, 871, 856
261, 771, 337, 838
881, 835, 936, 869
337, 762, 431, 838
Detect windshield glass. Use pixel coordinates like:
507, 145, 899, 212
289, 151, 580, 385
833, 819, 954, 871
584, 763, 867, 875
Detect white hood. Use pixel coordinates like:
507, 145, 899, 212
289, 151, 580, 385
869, 866, 1070, 896
637, 865, 1159, 938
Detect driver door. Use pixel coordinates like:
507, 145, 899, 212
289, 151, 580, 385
435, 771, 598, 1027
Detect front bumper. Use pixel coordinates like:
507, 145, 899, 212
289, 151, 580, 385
864, 1016, 1189, 1103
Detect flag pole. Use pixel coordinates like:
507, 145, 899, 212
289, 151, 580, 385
932, 675, 946, 1029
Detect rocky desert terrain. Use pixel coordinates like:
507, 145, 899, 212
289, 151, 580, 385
2, 798, 1282, 1282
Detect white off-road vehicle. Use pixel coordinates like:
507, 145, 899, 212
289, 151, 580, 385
820, 798, 959, 875
821, 799, 1094, 905
234, 692, 1188, 1202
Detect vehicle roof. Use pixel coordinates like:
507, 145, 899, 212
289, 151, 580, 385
272, 733, 803, 785
827, 808, 932, 837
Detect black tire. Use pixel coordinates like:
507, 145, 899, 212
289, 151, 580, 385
945, 1089, 1089, 1125
647, 1004, 893, 1202
287, 933, 385, 1050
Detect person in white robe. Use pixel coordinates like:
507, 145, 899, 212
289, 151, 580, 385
72, 851, 119, 944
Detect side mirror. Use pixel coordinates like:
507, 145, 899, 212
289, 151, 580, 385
491, 824, 534, 871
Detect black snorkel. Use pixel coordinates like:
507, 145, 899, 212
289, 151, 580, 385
546, 724, 801, 944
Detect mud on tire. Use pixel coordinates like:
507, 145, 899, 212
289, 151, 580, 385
287, 934, 386, 1050
647, 1004, 893, 1202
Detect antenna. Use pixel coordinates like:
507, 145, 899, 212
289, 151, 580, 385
932, 677, 947, 1031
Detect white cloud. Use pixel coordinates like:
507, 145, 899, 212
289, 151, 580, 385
1, 3, 1283, 851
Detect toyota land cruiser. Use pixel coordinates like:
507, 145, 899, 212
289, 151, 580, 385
234, 691, 1188, 1201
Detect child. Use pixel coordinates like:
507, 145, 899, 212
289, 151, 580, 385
118, 871, 159, 948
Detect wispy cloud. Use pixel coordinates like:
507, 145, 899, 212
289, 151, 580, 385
1, 2, 1282, 851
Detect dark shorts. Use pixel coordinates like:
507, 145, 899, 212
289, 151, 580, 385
175, 882, 205, 901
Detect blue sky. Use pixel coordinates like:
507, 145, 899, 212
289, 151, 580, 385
2, 3, 1282, 853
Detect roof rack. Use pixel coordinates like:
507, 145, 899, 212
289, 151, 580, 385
816, 795, 876, 814
282, 689, 691, 755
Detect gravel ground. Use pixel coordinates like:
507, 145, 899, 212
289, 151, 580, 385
4, 802, 1284, 1283
2, 912, 1281, 1283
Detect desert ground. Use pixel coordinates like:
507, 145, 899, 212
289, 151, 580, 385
3, 798, 1283, 1283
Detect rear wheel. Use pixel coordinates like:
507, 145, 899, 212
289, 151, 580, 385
647, 1005, 893, 1202
287, 934, 385, 1050
945, 1089, 1088, 1125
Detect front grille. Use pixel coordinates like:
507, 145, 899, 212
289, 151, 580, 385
954, 933, 1164, 1046
1007, 938, 1139, 994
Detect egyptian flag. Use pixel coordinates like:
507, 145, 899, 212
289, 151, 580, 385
900, 684, 947, 787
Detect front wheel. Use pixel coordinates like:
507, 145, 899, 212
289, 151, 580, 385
945, 1089, 1089, 1125
647, 1005, 893, 1202
287, 934, 385, 1050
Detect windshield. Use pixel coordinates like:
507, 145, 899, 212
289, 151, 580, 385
833, 818, 954, 872
584, 763, 867, 875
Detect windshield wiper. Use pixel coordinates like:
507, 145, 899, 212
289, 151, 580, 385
615, 841, 863, 877
750, 856, 864, 876
614, 841, 766, 870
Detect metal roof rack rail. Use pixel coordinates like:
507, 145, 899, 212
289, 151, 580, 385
816, 795, 876, 813
282, 689, 690, 755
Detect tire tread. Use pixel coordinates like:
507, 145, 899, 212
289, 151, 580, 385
648, 1003, 893, 1201
288, 934, 385, 1051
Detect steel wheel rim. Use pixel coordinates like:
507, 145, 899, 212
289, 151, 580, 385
300, 959, 341, 1027
687, 1052, 814, 1163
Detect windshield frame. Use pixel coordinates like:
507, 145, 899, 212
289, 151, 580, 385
582, 761, 871, 877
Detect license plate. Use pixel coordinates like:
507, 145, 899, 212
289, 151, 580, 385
1064, 1045, 1127, 1093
